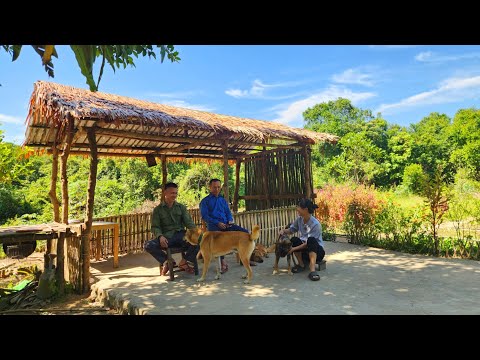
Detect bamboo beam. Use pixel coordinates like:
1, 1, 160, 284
239, 194, 306, 200
87, 127, 303, 149
239, 147, 303, 161
233, 159, 241, 212
223, 141, 230, 204
82, 127, 98, 294
47, 150, 231, 160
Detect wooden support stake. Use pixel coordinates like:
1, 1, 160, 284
57, 120, 74, 295
47, 143, 60, 270
82, 127, 98, 294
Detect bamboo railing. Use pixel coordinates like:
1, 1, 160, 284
86, 206, 298, 259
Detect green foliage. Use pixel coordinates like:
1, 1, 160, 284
421, 165, 451, 255
342, 185, 385, 244
0, 185, 34, 224
1, 45, 180, 91
402, 163, 425, 194
175, 161, 231, 208
410, 112, 452, 178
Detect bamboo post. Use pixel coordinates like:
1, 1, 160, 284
47, 143, 60, 270
82, 127, 98, 294
161, 155, 167, 202
233, 159, 241, 212
303, 145, 312, 199
113, 223, 119, 268
223, 141, 230, 204
57, 120, 74, 294
261, 151, 270, 209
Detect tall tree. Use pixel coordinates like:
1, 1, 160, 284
448, 108, 480, 180
1, 45, 180, 91
410, 112, 452, 179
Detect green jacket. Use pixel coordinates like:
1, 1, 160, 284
151, 201, 196, 239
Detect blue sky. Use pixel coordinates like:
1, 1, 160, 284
1, 45, 480, 144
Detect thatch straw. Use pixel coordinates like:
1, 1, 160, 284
24, 81, 339, 148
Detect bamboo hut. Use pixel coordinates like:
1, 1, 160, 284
23, 81, 339, 293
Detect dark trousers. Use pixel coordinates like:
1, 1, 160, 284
206, 224, 249, 260
144, 230, 199, 264
291, 236, 325, 264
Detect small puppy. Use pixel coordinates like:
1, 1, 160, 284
272, 234, 294, 275
185, 225, 261, 284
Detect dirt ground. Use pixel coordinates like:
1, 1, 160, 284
0, 252, 117, 315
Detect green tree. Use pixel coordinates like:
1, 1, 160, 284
384, 125, 413, 186
448, 108, 480, 180
1, 45, 180, 91
410, 112, 452, 179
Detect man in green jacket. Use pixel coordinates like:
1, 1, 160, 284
145, 182, 199, 275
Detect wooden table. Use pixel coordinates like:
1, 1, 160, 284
91, 221, 120, 268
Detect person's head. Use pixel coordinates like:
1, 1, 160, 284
296, 198, 318, 216
209, 178, 222, 196
163, 182, 178, 204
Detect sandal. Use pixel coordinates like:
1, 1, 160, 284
292, 264, 305, 273
308, 271, 320, 281
178, 261, 195, 274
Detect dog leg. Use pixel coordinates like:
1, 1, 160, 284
240, 256, 253, 284
287, 254, 293, 275
272, 255, 280, 275
197, 252, 211, 282
214, 257, 222, 280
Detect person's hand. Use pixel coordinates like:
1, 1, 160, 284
159, 236, 168, 248
288, 247, 294, 255
218, 222, 227, 230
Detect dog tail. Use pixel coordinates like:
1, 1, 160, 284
250, 225, 261, 241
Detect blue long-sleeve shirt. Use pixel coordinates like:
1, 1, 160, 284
200, 193, 233, 228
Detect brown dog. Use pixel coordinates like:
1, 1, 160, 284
235, 243, 268, 264
185, 225, 261, 283
272, 234, 294, 275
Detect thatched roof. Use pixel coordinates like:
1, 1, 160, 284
23, 81, 338, 160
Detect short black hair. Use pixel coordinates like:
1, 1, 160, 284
209, 178, 222, 185
164, 182, 178, 190
298, 198, 319, 214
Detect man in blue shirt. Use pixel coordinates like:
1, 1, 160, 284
200, 178, 248, 273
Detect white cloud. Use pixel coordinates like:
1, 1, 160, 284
271, 86, 377, 126
331, 68, 376, 87
225, 79, 304, 99
415, 51, 480, 63
375, 75, 480, 115
0, 113, 23, 125
161, 100, 215, 112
